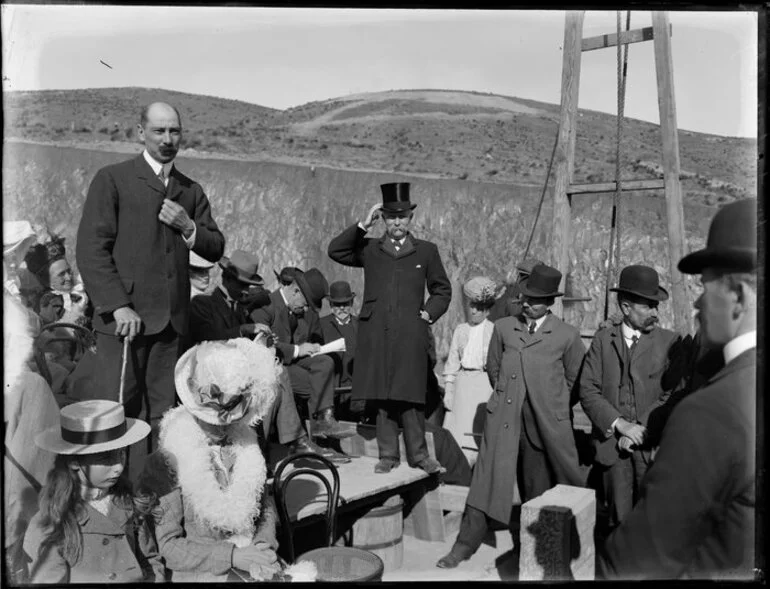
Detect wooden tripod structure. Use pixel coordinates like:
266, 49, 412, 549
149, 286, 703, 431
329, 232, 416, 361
550, 11, 691, 336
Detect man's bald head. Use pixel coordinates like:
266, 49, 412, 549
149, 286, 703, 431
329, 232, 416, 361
140, 102, 182, 128
137, 102, 183, 164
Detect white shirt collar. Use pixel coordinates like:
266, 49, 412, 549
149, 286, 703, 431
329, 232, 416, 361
621, 321, 642, 346
723, 330, 756, 365
527, 313, 548, 332
335, 317, 351, 326
142, 149, 174, 179
279, 288, 290, 308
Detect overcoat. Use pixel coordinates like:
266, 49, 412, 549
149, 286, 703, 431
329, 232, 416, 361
578, 323, 678, 465
189, 288, 249, 345
23, 499, 163, 584
599, 349, 756, 579
76, 155, 225, 336
327, 224, 451, 404
320, 313, 358, 387
466, 313, 585, 525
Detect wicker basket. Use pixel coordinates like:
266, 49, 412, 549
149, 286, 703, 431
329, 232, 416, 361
296, 546, 384, 582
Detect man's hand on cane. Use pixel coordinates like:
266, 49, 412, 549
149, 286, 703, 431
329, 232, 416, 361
113, 306, 142, 342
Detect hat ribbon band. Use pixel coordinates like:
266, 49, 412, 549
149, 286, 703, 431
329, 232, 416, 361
61, 421, 127, 445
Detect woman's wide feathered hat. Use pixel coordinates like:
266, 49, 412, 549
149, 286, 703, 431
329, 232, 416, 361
175, 338, 279, 426
462, 276, 497, 306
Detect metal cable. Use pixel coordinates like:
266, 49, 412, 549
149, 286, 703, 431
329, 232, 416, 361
522, 126, 560, 263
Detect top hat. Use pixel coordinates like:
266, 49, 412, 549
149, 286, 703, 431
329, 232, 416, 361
175, 339, 278, 426
328, 281, 355, 304
189, 251, 215, 270
610, 265, 669, 301
294, 268, 329, 311
516, 258, 544, 276
519, 264, 564, 298
35, 400, 150, 455
218, 250, 263, 285
380, 183, 416, 212
273, 266, 300, 286
678, 198, 757, 274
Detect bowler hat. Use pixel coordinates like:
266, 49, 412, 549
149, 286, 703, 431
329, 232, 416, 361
380, 182, 416, 212
519, 264, 564, 298
189, 251, 215, 270
678, 198, 757, 274
610, 265, 669, 302
294, 268, 329, 311
328, 281, 355, 304
35, 400, 150, 455
218, 250, 263, 285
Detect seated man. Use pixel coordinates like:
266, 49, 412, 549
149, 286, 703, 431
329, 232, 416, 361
251, 267, 352, 439
189, 250, 349, 463
36, 291, 65, 326
189, 251, 215, 299
320, 280, 358, 390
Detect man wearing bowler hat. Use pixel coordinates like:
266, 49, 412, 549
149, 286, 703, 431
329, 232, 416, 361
320, 280, 358, 390
438, 263, 585, 568
600, 198, 758, 579
580, 264, 680, 532
328, 182, 452, 474
487, 257, 544, 322
251, 267, 352, 439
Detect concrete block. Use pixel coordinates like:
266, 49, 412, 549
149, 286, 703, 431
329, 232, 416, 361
518, 484, 596, 581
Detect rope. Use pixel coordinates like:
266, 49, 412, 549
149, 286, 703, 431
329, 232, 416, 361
522, 126, 560, 263
603, 11, 631, 320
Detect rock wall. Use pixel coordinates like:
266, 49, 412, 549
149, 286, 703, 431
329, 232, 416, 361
3, 141, 714, 361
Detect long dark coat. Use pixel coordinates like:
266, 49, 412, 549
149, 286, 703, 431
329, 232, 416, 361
466, 313, 586, 524
327, 224, 451, 404
578, 323, 679, 465
599, 349, 756, 579
76, 155, 225, 336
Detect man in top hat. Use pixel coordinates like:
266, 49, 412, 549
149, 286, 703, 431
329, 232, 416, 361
328, 182, 452, 475
437, 263, 585, 568
579, 264, 680, 532
487, 257, 544, 323
76, 101, 225, 456
189, 252, 348, 463
599, 198, 758, 579
320, 280, 358, 390
188, 251, 215, 299
251, 267, 352, 439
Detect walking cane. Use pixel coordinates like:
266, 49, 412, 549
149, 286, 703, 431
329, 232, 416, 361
118, 336, 129, 406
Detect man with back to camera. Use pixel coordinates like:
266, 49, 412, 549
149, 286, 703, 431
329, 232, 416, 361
328, 182, 452, 474
76, 101, 225, 458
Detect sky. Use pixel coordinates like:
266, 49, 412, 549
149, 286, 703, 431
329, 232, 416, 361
1, 6, 758, 137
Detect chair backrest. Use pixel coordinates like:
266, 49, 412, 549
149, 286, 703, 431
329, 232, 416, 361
272, 452, 341, 564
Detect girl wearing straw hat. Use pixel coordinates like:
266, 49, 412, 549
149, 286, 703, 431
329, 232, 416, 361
442, 276, 497, 466
22, 400, 162, 584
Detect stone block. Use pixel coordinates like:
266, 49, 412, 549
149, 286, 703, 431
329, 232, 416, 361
518, 484, 596, 581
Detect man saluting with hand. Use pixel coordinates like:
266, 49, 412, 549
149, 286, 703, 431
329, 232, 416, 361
328, 182, 452, 474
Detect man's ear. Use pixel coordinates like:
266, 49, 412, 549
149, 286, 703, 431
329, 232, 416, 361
732, 279, 755, 318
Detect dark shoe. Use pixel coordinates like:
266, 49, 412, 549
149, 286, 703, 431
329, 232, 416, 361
374, 457, 400, 474
311, 408, 355, 439
436, 549, 471, 569
288, 437, 352, 464
414, 457, 444, 475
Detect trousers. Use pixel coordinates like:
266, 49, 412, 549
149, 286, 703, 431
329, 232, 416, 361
376, 401, 429, 465
286, 354, 336, 416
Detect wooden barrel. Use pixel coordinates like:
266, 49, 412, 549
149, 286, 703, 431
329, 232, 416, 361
350, 495, 403, 572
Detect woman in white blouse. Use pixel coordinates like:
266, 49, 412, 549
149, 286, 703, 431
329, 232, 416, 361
442, 276, 497, 467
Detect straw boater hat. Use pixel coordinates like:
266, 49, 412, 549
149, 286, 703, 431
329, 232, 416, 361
462, 276, 497, 306
218, 250, 263, 285
380, 182, 416, 212
175, 338, 279, 426
328, 281, 355, 304
519, 264, 565, 298
35, 400, 150, 455
189, 251, 215, 270
678, 198, 757, 274
610, 265, 669, 302
294, 268, 329, 312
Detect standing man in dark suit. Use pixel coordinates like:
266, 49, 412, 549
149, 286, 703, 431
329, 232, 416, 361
251, 267, 351, 439
76, 102, 224, 454
579, 265, 679, 531
189, 251, 350, 463
328, 182, 452, 475
599, 198, 757, 579
437, 263, 585, 568
320, 280, 358, 389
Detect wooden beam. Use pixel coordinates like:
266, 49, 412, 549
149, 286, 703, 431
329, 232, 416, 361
567, 179, 666, 195
550, 10, 584, 320
653, 11, 691, 336
582, 26, 655, 52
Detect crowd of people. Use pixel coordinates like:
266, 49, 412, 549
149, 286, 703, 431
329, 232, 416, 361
3, 100, 758, 583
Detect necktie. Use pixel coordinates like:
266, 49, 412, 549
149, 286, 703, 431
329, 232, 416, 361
528, 321, 537, 335
289, 312, 298, 334
158, 168, 167, 193
393, 240, 401, 252
630, 335, 639, 352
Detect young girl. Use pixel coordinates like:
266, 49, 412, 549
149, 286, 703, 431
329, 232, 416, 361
442, 276, 497, 466
23, 400, 164, 584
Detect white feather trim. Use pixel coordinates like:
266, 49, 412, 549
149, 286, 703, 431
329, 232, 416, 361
160, 406, 267, 538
